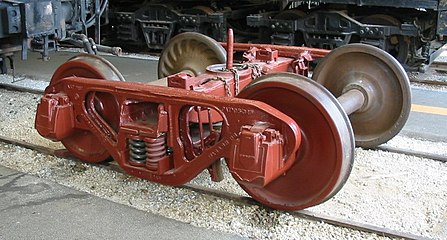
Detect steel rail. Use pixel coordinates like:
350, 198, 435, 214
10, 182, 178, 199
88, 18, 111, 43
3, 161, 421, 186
0, 82, 45, 95
409, 62, 447, 86
0, 135, 432, 240
376, 145, 447, 162
410, 78, 447, 86
427, 61, 447, 80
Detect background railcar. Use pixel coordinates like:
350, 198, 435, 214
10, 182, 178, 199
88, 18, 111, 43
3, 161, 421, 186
249, 0, 447, 69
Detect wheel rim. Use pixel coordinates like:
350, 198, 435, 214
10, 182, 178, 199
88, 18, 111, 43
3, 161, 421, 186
237, 73, 354, 210
51, 54, 124, 163
158, 32, 226, 78
312, 44, 411, 148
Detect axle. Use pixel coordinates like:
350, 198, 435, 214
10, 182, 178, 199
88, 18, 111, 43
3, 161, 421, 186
338, 87, 368, 115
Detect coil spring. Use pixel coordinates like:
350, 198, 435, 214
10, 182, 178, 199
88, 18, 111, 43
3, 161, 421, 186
128, 138, 147, 166
146, 135, 167, 171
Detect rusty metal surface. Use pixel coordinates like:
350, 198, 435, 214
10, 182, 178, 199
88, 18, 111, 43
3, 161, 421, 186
312, 44, 411, 148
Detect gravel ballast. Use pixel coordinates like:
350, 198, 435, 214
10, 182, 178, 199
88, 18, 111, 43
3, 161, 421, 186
1, 83, 446, 239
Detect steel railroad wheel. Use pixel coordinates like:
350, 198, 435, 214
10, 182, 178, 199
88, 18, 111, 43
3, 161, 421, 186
236, 73, 354, 210
50, 54, 125, 163
312, 44, 411, 148
158, 32, 226, 78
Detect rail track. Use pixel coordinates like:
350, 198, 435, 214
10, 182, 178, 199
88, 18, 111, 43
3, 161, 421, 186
0, 135, 431, 240
409, 54, 447, 87
410, 77, 447, 87
1, 82, 445, 164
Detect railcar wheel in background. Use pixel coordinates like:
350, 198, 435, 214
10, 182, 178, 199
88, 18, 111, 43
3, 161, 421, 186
158, 32, 226, 78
